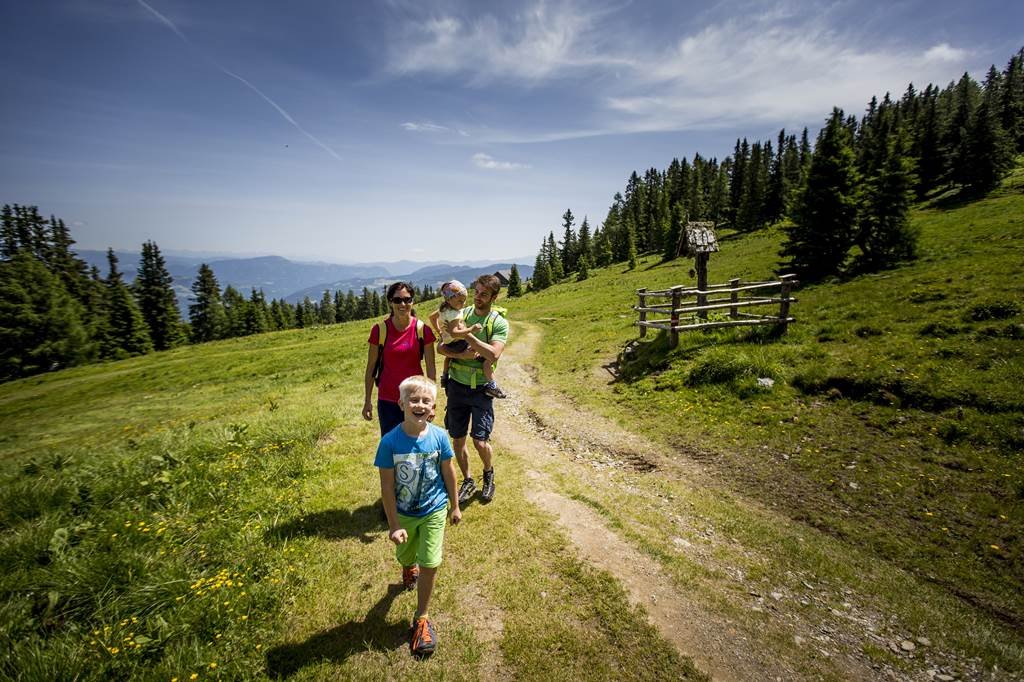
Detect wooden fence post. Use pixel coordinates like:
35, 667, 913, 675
696, 253, 708, 320
638, 288, 647, 338
729, 277, 740, 320
778, 274, 794, 333
670, 286, 682, 348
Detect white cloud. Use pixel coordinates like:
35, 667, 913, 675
401, 121, 451, 132
388, 1, 628, 84
472, 153, 529, 170
386, 1, 976, 140
924, 43, 970, 63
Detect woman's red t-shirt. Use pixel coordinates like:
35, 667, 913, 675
368, 317, 436, 403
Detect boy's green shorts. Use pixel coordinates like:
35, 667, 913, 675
396, 506, 447, 568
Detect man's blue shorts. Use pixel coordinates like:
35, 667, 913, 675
444, 379, 494, 441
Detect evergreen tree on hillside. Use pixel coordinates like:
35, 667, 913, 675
943, 72, 981, 188
576, 254, 590, 281
1001, 49, 1024, 151
577, 217, 592, 267
547, 232, 564, 281
245, 289, 271, 334
189, 263, 227, 343
781, 109, 860, 279
663, 202, 685, 261
626, 219, 638, 270
356, 287, 373, 320
915, 85, 945, 196
48, 217, 92, 308
965, 66, 1014, 192
560, 209, 577, 273
595, 228, 613, 268
319, 290, 335, 325
135, 240, 184, 350
0, 252, 91, 380
857, 132, 919, 269
507, 264, 523, 297
101, 249, 152, 358
531, 250, 551, 291
222, 285, 248, 338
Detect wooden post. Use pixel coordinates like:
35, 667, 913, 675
638, 288, 648, 338
778, 274, 795, 333
670, 286, 682, 348
696, 254, 709, 320
729, 277, 740, 320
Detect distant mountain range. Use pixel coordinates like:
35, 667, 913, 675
75, 250, 533, 314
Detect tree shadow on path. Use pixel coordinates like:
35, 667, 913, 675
264, 502, 385, 544
265, 583, 407, 678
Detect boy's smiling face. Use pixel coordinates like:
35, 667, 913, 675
400, 389, 435, 429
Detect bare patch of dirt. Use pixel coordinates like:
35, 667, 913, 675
457, 583, 511, 680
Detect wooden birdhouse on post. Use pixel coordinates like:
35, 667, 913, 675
678, 222, 719, 320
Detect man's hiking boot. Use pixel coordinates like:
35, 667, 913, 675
480, 469, 495, 503
457, 477, 476, 503
402, 565, 419, 591
440, 373, 448, 389
410, 616, 436, 657
483, 381, 507, 399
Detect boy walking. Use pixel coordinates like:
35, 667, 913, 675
375, 376, 461, 656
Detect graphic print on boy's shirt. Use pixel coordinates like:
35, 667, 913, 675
393, 450, 440, 514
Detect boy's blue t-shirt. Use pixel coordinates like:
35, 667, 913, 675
374, 423, 454, 517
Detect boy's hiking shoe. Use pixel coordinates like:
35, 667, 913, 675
410, 616, 436, 656
483, 381, 507, 399
457, 477, 476, 503
480, 469, 495, 503
402, 565, 419, 591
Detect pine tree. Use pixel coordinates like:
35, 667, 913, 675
507, 264, 523, 297
531, 251, 551, 290
595, 228, 614, 268
781, 109, 860, 280
101, 249, 153, 358
858, 132, 919, 269
965, 66, 1014, 192
189, 263, 228, 342
1001, 49, 1024, 152
577, 217, 592, 269
547, 232, 564, 281
319, 290, 336, 324
663, 202, 685, 261
943, 72, 981, 188
0, 252, 92, 380
134, 241, 184, 350
626, 219, 638, 270
222, 285, 248, 337
576, 253, 590, 281
245, 289, 271, 334
560, 209, 577, 273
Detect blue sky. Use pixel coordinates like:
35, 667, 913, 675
1, 1, 1020, 263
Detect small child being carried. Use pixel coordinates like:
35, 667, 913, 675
429, 280, 506, 399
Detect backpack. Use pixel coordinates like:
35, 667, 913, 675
372, 317, 425, 386
481, 306, 508, 342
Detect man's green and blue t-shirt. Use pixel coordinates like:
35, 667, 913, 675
448, 306, 509, 388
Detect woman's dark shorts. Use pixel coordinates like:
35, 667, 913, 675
378, 399, 404, 436
444, 379, 493, 441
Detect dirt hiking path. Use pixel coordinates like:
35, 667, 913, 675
489, 322, 900, 681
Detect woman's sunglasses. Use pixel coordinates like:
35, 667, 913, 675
390, 296, 414, 304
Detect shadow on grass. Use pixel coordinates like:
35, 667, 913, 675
612, 325, 790, 384
265, 583, 407, 678
265, 502, 385, 544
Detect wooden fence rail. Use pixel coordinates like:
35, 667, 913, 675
635, 274, 798, 348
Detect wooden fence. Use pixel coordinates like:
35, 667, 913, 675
635, 274, 798, 348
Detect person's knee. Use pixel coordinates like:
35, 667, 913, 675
472, 438, 491, 453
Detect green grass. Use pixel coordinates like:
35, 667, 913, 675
507, 165, 1024, 671
0, 322, 700, 679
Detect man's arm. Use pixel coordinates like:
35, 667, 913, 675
462, 334, 505, 363
436, 343, 477, 360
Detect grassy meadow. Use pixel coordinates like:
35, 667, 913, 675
0, 321, 696, 679
508, 165, 1024, 669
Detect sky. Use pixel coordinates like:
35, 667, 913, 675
1, 0, 1021, 263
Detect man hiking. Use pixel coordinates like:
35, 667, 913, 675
437, 274, 508, 504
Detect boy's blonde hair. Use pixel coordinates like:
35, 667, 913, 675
398, 375, 437, 404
